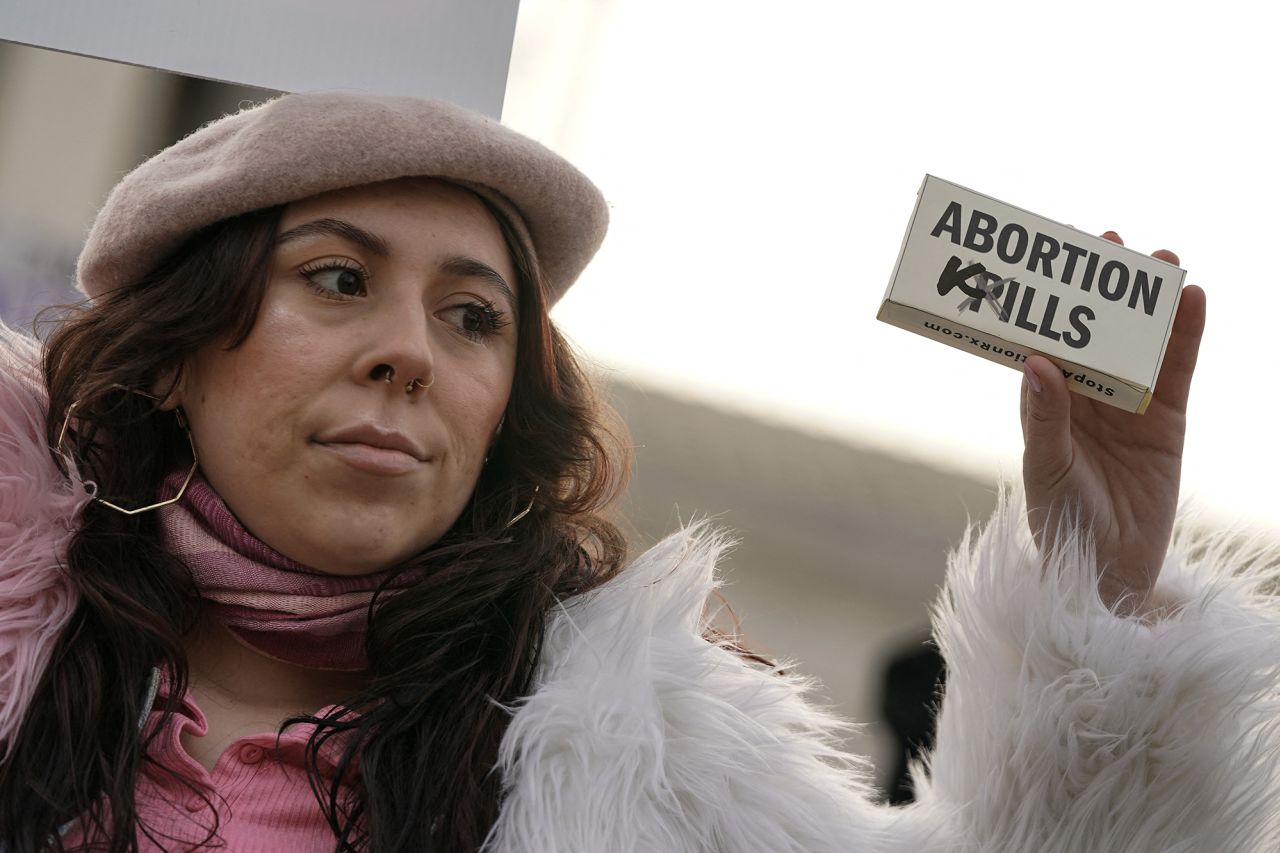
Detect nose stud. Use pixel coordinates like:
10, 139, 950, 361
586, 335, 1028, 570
375, 365, 433, 393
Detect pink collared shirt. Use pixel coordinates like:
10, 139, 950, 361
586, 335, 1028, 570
61, 668, 358, 851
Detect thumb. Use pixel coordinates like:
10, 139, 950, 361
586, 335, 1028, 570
1021, 355, 1073, 489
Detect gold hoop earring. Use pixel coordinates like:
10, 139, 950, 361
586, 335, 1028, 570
57, 389, 199, 515
504, 485, 540, 529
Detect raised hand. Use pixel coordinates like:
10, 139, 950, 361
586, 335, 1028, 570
1020, 232, 1206, 616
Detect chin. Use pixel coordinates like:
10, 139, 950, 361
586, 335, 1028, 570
278, 501, 455, 574
299, 528, 440, 576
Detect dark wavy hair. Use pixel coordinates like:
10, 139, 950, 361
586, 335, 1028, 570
0, 182, 635, 851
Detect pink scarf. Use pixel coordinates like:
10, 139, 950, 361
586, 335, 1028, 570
159, 471, 420, 671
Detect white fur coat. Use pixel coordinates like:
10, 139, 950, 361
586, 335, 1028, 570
5, 323, 1280, 852
480, 509, 1280, 853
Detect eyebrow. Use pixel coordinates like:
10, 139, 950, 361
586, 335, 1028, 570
276, 218, 391, 257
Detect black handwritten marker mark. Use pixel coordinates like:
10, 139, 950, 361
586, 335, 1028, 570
936, 255, 990, 299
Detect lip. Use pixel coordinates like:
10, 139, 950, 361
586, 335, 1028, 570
314, 424, 428, 476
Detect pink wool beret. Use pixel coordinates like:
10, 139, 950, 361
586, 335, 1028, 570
75, 92, 608, 305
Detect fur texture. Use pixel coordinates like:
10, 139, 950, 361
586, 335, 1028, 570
913, 494, 1280, 852
0, 322, 89, 761
483, 525, 892, 852
484, 502, 1280, 851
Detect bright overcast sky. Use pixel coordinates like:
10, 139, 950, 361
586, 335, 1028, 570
503, 0, 1278, 530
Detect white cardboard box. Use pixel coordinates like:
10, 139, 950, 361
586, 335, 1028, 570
877, 175, 1185, 413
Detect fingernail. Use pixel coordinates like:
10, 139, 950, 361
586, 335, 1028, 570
1024, 365, 1042, 394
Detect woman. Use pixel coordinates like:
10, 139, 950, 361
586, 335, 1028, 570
1, 92, 1277, 852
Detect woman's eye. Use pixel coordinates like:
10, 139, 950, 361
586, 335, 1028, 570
460, 306, 487, 333
440, 301, 509, 341
299, 261, 368, 298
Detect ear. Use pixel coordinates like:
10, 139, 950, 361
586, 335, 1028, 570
152, 367, 185, 412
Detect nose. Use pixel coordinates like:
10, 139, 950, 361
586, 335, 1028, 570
357, 301, 435, 395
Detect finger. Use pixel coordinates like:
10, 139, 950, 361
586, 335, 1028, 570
1020, 374, 1029, 441
1021, 354, 1073, 485
1152, 248, 1180, 266
1153, 284, 1206, 414
1019, 360, 1040, 440
1102, 230, 1124, 246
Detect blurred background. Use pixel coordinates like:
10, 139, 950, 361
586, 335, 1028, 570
2, 0, 1275, 798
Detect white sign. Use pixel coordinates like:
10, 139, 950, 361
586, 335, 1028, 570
0, 0, 519, 118
878, 176, 1185, 413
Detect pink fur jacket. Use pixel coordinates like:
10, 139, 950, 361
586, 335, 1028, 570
5, 321, 1280, 852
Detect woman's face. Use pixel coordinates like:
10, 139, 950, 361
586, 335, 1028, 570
173, 178, 519, 575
